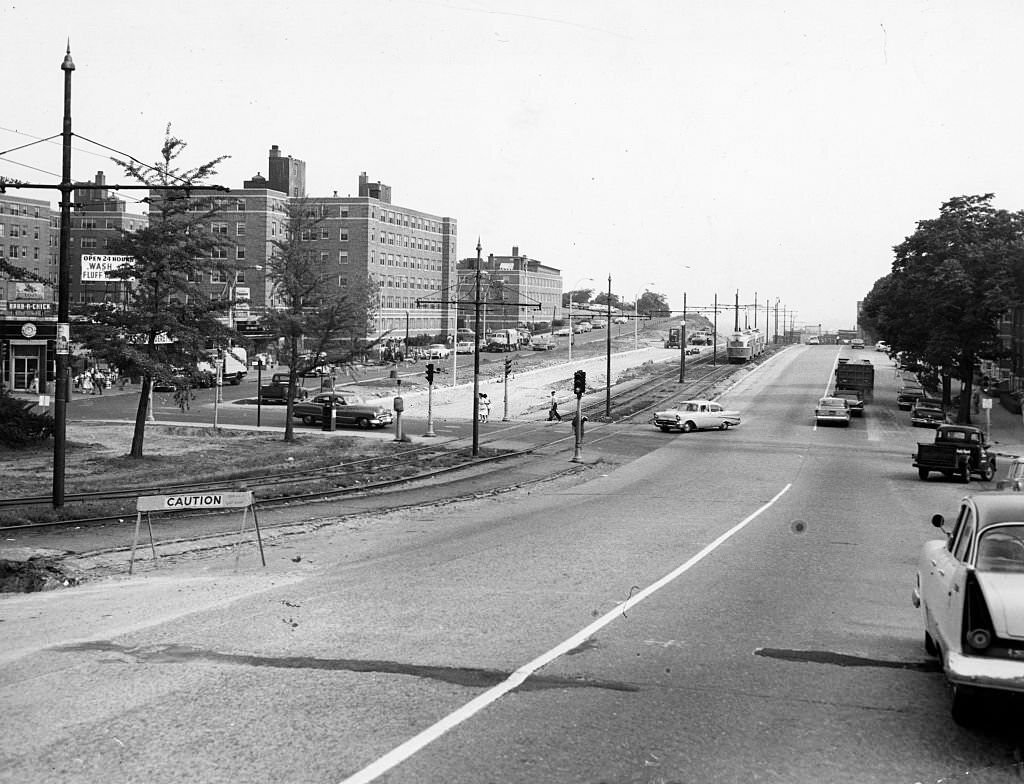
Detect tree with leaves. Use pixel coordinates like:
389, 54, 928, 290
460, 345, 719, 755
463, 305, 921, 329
862, 194, 1024, 423
263, 199, 376, 442
73, 125, 234, 457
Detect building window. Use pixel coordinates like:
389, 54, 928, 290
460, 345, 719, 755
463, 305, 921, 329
340, 209, 349, 218
236, 246, 246, 260
320, 226, 329, 240
320, 252, 330, 264
81, 218, 96, 229
80, 238, 97, 249
300, 228, 312, 241
235, 199, 245, 211
211, 270, 228, 284
0, 224, 4, 238
105, 220, 115, 229
211, 222, 228, 235
339, 251, 349, 264
211, 247, 228, 260
236, 223, 246, 236
339, 230, 349, 241
339, 275, 348, 287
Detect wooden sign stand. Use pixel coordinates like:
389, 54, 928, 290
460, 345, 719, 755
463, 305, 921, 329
129, 491, 265, 574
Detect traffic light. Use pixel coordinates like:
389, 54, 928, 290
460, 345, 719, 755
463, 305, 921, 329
573, 370, 586, 396
504, 356, 513, 377
425, 363, 435, 385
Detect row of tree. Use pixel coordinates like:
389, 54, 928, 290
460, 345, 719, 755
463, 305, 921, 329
861, 194, 1024, 424
73, 128, 375, 453
562, 288, 669, 316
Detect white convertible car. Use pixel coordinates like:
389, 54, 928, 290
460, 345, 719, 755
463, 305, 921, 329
913, 493, 1024, 724
652, 399, 741, 433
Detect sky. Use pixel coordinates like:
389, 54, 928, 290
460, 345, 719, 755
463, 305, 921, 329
3, 0, 1024, 331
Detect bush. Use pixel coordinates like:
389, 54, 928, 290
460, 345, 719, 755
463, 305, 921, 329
0, 388, 55, 448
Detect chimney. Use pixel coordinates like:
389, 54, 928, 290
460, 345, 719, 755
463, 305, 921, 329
269, 145, 281, 158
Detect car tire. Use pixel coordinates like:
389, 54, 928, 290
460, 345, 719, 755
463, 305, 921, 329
682, 421, 696, 433
951, 684, 981, 727
981, 462, 995, 482
924, 630, 938, 657
719, 422, 730, 430
301, 415, 315, 425
918, 468, 929, 481
356, 418, 371, 429
960, 468, 970, 484
659, 426, 671, 432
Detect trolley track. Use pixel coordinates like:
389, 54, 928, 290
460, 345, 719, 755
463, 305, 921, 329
0, 353, 749, 534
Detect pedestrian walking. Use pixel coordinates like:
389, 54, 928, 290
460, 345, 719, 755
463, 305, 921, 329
547, 391, 561, 421
93, 370, 104, 395
478, 392, 491, 423
81, 373, 94, 395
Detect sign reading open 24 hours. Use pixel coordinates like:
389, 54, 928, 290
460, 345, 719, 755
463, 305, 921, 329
136, 491, 253, 512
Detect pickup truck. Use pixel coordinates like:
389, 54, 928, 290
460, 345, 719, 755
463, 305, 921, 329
259, 373, 310, 403
913, 424, 996, 482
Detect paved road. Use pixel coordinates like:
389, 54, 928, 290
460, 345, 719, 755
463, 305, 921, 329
4, 345, 1024, 783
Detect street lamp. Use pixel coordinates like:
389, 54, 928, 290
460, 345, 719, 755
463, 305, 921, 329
633, 282, 656, 350
567, 277, 593, 363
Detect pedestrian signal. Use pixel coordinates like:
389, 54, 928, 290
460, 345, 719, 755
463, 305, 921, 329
425, 363, 435, 385
504, 356, 513, 377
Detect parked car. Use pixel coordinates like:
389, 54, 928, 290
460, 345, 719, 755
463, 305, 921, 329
914, 424, 996, 482
652, 399, 741, 433
815, 396, 851, 427
591, 319, 607, 329
553, 327, 571, 337
455, 341, 474, 354
685, 346, 700, 356
426, 344, 451, 359
531, 339, 557, 351
875, 341, 890, 352
612, 316, 629, 324
911, 401, 946, 428
292, 393, 394, 429
996, 457, 1024, 491
913, 493, 1024, 724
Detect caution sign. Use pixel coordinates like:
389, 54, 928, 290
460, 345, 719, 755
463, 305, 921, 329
130, 490, 264, 574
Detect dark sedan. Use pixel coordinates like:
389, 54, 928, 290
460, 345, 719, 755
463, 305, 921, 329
911, 402, 946, 428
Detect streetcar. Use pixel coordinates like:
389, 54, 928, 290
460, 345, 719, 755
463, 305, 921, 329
725, 329, 766, 363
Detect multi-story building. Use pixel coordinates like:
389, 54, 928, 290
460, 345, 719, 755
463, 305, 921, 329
0, 194, 58, 392
156, 147, 459, 349
68, 171, 149, 308
456, 246, 563, 333
1, 145, 463, 387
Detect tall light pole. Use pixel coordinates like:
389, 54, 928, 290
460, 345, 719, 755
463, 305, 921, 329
633, 281, 655, 350
567, 276, 593, 363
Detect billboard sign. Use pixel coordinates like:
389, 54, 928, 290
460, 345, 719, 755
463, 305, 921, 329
81, 254, 135, 282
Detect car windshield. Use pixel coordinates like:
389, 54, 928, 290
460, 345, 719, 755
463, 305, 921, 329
820, 398, 845, 406
976, 525, 1024, 573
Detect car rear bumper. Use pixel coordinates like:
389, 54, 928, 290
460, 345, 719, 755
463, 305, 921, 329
944, 650, 1024, 694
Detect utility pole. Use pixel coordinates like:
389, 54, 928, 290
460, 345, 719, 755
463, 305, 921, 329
52, 46, 74, 508
605, 274, 612, 417
2, 49, 229, 507
472, 239, 482, 456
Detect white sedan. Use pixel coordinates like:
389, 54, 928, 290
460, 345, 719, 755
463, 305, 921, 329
652, 399, 741, 433
426, 344, 451, 359
914, 493, 1024, 724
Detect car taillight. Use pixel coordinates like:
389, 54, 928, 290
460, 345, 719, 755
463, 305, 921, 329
963, 571, 996, 653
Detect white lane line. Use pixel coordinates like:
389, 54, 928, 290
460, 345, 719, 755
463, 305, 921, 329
338, 483, 792, 784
